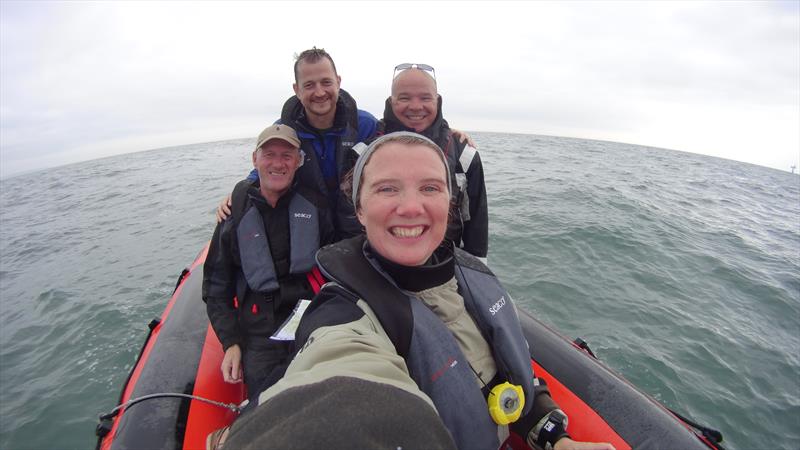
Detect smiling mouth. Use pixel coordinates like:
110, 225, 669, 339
404, 114, 427, 121
390, 226, 425, 238
268, 170, 287, 176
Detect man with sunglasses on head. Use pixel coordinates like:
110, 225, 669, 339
377, 64, 489, 262
217, 47, 378, 239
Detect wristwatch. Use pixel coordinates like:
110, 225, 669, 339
535, 409, 569, 450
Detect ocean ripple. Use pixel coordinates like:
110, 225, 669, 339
1, 134, 798, 449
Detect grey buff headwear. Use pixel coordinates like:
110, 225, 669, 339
351, 131, 451, 208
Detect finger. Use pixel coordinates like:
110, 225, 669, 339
232, 359, 242, 381
222, 364, 233, 383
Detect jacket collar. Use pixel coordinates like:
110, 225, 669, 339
366, 241, 455, 292
248, 180, 297, 211
281, 88, 359, 134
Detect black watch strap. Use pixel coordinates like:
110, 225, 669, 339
536, 410, 570, 450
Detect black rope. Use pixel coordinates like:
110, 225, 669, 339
96, 393, 241, 439
668, 407, 725, 449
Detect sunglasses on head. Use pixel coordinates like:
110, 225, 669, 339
393, 63, 436, 79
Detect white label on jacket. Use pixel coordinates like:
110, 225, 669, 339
271, 299, 312, 341
488, 296, 506, 316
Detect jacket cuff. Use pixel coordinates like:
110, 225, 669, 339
222, 338, 242, 352
509, 377, 562, 442
529, 377, 559, 422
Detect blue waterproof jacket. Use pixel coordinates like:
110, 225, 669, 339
247, 89, 376, 239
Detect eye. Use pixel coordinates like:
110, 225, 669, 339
421, 184, 443, 193
376, 185, 398, 194
304, 83, 313, 89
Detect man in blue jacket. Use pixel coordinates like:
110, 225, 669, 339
217, 47, 377, 239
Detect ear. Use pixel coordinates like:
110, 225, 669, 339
252, 151, 257, 166
356, 207, 366, 227
336, 75, 342, 86
293, 83, 300, 96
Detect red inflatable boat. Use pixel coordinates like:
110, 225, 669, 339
96, 245, 723, 450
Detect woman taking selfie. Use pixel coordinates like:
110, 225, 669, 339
217, 132, 615, 450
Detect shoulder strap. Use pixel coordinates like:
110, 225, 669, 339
454, 247, 493, 275
305, 266, 325, 295
444, 130, 455, 157
316, 236, 413, 359
230, 179, 253, 225
280, 95, 302, 126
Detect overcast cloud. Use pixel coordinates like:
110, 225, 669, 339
1, 1, 798, 178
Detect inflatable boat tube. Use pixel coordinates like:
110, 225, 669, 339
96, 245, 722, 450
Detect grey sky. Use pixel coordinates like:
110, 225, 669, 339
1, 1, 798, 179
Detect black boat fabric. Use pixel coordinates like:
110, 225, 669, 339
110, 267, 207, 450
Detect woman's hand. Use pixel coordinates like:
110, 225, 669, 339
221, 344, 243, 383
554, 437, 616, 450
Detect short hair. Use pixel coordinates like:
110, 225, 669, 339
293, 47, 338, 83
391, 68, 438, 97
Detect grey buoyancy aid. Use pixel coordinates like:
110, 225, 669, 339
315, 236, 535, 449
235, 184, 320, 293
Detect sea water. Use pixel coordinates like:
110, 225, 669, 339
0, 132, 798, 449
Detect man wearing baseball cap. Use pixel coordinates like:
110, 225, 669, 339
203, 124, 335, 401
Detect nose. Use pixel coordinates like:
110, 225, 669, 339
408, 97, 423, 110
312, 84, 326, 98
395, 191, 425, 216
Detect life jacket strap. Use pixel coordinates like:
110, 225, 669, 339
306, 266, 325, 295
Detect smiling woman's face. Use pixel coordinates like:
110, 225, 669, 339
356, 142, 450, 266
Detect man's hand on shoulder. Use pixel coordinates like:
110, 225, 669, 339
216, 195, 232, 223
451, 128, 477, 148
